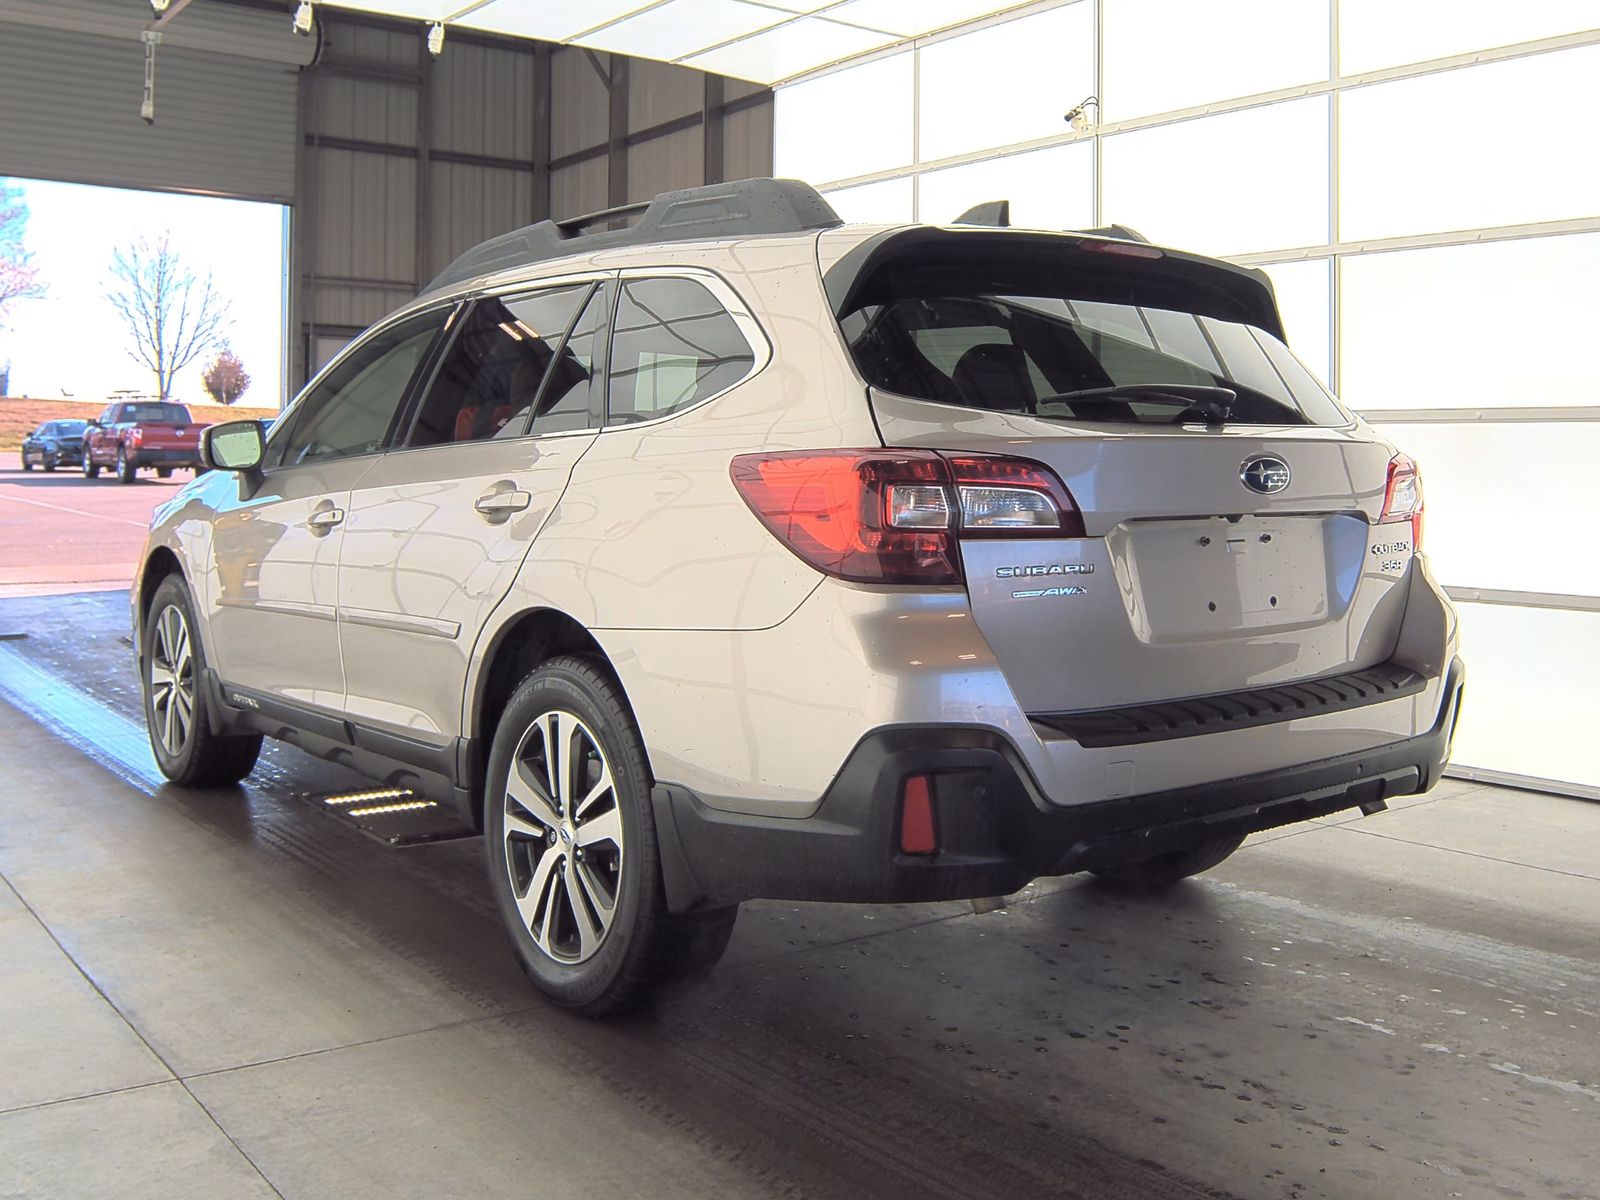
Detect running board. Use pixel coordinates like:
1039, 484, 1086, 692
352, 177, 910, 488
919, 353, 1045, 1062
310, 786, 476, 847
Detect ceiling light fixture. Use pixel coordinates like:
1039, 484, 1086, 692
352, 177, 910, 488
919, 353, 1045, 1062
149, 0, 172, 13
426, 21, 445, 58
292, 0, 314, 36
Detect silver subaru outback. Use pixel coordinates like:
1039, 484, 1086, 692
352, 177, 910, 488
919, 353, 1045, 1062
133, 178, 1462, 1016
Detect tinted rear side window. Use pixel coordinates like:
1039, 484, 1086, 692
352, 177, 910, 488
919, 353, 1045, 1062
839, 252, 1347, 428
606, 278, 755, 425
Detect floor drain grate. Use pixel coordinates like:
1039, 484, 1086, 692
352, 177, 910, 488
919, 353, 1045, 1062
312, 787, 477, 846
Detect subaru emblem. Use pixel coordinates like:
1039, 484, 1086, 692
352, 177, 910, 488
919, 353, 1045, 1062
1240, 455, 1291, 494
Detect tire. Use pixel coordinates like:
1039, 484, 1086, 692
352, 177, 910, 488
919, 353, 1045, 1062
484, 654, 737, 1017
117, 448, 137, 484
42, 456, 56, 472
82, 447, 99, 479
20, 454, 32, 471
141, 573, 263, 787
157, 467, 173, 479
1090, 835, 1245, 889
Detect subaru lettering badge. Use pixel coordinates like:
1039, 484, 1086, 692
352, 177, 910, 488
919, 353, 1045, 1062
1239, 455, 1291, 494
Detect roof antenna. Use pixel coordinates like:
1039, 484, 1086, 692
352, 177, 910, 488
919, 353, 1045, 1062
953, 200, 1010, 227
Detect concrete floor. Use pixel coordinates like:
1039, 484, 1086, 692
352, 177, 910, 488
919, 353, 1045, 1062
1, 591, 1596, 1200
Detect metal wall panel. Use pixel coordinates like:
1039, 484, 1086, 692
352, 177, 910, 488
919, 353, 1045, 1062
627, 127, 704, 202
324, 21, 419, 71
628, 59, 703, 131
721, 101, 775, 182
310, 74, 419, 144
0, 22, 298, 202
307, 147, 417, 285
550, 157, 610, 220
427, 161, 535, 278
430, 41, 536, 160
551, 48, 611, 158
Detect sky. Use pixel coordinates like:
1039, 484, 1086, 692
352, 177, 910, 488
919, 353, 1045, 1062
0, 177, 287, 409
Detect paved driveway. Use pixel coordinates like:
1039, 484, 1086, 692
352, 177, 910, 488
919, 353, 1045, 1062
0, 451, 193, 597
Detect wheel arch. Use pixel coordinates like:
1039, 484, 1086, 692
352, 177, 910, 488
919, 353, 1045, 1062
466, 606, 644, 828
138, 545, 186, 632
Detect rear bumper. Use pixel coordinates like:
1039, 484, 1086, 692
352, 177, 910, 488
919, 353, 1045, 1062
130, 448, 200, 466
653, 656, 1464, 910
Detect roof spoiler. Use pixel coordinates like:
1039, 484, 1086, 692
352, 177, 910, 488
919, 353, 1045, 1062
421, 177, 842, 296
824, 226, 1285, 342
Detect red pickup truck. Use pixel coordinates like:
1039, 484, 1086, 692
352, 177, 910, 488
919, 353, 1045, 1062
82, 400, 205, 483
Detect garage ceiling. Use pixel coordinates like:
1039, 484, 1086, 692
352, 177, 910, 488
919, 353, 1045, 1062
315, 0, 1026, 83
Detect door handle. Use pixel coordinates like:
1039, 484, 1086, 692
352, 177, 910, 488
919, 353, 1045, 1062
474, 490, 532, 518
306, 507, 345, 534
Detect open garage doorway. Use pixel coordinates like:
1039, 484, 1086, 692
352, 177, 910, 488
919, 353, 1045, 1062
1, 175, 288, 412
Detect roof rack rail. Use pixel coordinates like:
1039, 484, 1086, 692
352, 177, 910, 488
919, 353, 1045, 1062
421, 177, 842, 296
1074, 223, 1151, 244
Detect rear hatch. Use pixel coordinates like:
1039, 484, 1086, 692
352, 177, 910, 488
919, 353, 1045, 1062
832, 228, 1419, 715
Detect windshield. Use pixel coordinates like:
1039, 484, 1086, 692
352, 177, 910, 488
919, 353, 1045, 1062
54, 420, 87, 434
840, 291, 1347, 428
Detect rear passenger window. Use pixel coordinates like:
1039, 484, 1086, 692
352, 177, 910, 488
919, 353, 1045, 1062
404, 285, 590, 448
606, 278, 755, 425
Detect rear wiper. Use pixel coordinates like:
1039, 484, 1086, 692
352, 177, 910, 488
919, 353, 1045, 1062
1036, 384, 1237, 425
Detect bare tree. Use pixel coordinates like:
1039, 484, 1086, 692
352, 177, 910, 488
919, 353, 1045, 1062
202, 344, 251, 404
0, 181, 45, 329
106, 234, 231, 399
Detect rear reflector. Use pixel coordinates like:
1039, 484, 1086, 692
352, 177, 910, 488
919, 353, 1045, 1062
899, 774, 937, 856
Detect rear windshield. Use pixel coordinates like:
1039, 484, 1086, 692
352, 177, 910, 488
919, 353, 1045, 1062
120, 403, 193, 424
840, 278, 1347, 428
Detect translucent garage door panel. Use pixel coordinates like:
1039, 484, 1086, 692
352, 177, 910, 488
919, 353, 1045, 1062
1340, 46, 1600, 243
1340, 0, 1600, 75
1259, 259, 1331, 386
821, 176, 913, 223
917, 4, 1094, 163
1369, 422, 1600, 598
1340, 233, 1600, 411
1449, 603, 1600, 791
1101, 97, 1329, 258
917, 143, 1094, 232
774, 52, 913, 186
1102, 0, 1329, 120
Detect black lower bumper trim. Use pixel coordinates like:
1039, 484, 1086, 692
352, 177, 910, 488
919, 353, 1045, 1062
1030, 658, 1427, 747
653, 658, 1464, 911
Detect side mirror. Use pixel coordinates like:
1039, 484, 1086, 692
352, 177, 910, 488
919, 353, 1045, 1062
200, 420, 265, 473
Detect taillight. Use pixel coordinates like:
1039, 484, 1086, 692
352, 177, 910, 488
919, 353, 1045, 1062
127, 426, 143, 445
1379, 453, 1423, 552
729, 450, 1083, 584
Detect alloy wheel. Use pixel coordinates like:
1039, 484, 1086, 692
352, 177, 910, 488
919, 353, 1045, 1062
149, 604, 195, 758
502, 709, 624, 964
